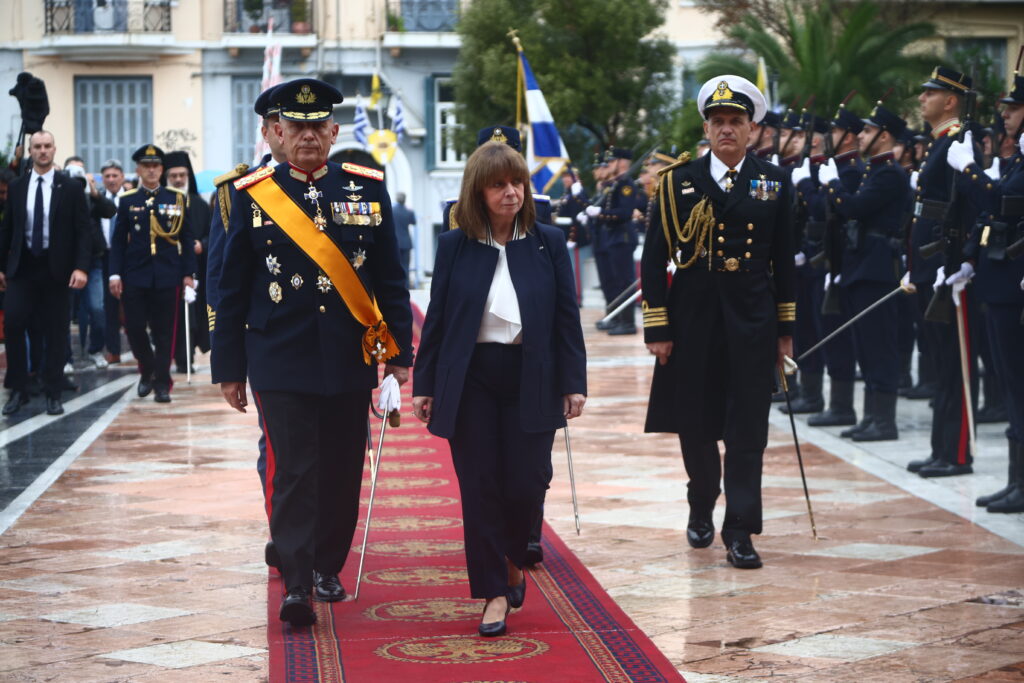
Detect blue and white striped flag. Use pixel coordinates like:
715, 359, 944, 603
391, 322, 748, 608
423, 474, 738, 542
352, 95, 370, 148
391, 95, 406, 144
518, 48, 571, 193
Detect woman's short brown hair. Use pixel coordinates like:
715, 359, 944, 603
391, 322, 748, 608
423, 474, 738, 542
452, 141, 536, 240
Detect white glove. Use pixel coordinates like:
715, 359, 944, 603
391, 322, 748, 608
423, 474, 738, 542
571, 181, 584, 197
946, 131, 974, 172
1020, 134, 1024, 157
770, 154, 780, 166
910, 170, 920, 190
817, 158, 839, 186
794, 251, 807, 267
945, 261, 974, 302
933, 265, 946, 291
183, 285, 197, 304
834, 273, 841, 285
566, 240, 577, 250
984, 161, 1001, 181
1020, 275, 1024, 291
823, 273, 831, 292
900, 271, 911, 289
585, 205, 601, 217
377, 373, 401, 414
575, 210, 588, 225
791, 158, 813, 186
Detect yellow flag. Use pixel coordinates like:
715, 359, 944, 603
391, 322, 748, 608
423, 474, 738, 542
369, 73, 382, 109
368, 128, 398, 165
756, 57, 769, 98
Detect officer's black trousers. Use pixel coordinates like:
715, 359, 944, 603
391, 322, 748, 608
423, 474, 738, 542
985, 302, 1024, 444
821, 286, 856, 382
2, 250, 70, 397
794, 265, 826, 374
606, 241, 635, 314
593, 244, 614, 304
845, 281, 899, 395
255, 389, 368, 592
122, 285, 176, 389
449, 344, 554, 600
916, 284, 978, 465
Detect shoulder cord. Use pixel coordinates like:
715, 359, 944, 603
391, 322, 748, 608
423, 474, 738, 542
659, 170, 715, 270
150, 192, 185, 255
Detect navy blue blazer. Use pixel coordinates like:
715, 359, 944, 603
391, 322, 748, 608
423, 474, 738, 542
414, 224, 587, 439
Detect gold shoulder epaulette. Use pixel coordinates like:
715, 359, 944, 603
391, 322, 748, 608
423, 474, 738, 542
448, 201, 459, 230
234, 165, 275, 191
119, 187, 139, 197
342, 162, 384, 181
657, 151, 692, 176
215, 163, 250, 189
167, 185, 186, 194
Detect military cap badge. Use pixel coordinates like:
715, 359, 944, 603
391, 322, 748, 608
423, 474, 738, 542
296, 84, 317, 104
490, 128, 508, 145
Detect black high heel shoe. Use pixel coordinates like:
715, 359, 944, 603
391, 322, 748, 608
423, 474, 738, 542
508, 575, 527, 609
478, 597, 511, 637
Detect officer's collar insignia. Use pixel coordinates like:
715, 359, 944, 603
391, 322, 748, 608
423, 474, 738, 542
712, 81, 734, 102
265, 254, 281, 275
344, 180, 363, 192
288, 163, 329, 183
682, 180, 692, 186
296, 85, 317, 104
490, 127, 508, 144
351, 248, 367, 270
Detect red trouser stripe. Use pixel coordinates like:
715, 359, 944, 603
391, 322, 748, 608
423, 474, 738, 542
956, 292, 972, 465
168, 286, 181, 391
253, 391, 276, 520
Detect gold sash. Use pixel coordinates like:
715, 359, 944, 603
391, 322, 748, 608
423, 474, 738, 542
247, 177, 400, 365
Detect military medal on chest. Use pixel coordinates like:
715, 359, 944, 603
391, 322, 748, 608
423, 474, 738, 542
351, 248, 367, 270
303, 183, 328, 231
265, 254, 281, 275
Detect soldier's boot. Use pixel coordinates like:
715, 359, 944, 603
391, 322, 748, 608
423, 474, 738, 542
976, 371, 1007, 423
808, 379, 857, 427
780, 373, 824, 414
903, 354, 936, 399
987, 441, 1024, 514
898, 352, 913, 393
607, 306, 636, 336
773, 377, 800, 403
852, 391, 898, 441
840, 389, 874, 438
976, 439, 1020, 507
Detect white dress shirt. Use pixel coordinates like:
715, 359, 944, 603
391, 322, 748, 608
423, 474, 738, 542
25, 167, 55, 249
476, 237, 523, 344
101, 190, 120, 249
708, 152, 746, 192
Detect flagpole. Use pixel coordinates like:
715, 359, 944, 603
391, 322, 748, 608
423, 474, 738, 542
509, 29, 523, 130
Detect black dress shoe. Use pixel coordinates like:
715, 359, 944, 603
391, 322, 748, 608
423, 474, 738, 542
265, 541, 281, 569
726, 538, 762, 569
154, 387, 171, 403
508, 576, 527, 609
60, 376, 78, 392
686, 519, 715, 549
607, 323, 637, 336
45, 396, 64, 416
280, 587, 316, 626
907, 456, 937, 473
137, 378, 153, 398
2, 391, 29, 416
595, 318, 612, 331
313, 571, 346, 602
918, 461, 973, 478
478, 598, 511, 637
524, 542, 544, 566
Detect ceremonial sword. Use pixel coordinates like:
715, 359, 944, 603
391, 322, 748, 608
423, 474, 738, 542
564, 425, 581, 536
779, 358, 818, 540
797, 282, 915, 362
354, 401, 400, 600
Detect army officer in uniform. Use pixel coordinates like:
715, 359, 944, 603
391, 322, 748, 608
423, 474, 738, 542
641, 75, 796, 569
212, 79, 413, 626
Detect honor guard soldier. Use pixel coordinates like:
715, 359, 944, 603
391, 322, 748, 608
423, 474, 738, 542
819, 102, 911, 440
587, 148, 640, 334
641, 75, 796, 569
907, 67, 981, 477
206, 85, 287, 570
943, 67, 1024, 512
212, 78, 413, 626
442, 126, 552, 232
753, 110, 782, 160
109, 144, 197, 403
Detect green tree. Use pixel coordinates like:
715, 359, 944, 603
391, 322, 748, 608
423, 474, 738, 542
695, 0, 937, 118
452, 0, 676, 169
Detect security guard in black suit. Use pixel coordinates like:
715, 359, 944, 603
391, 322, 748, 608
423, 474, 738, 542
944, 72, 1024, 512
109, 144, 196, 403
642, 75, 795, 569
819, 103, 911, 441
212, 79, 413, 626
588, 148, 640, 334
907, 67, 982, 477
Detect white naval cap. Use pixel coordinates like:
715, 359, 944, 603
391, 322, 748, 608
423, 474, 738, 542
696, 75, 767, 123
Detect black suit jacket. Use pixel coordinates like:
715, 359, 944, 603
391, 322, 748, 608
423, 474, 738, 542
0, 170, 93, 281
413, 224, 587, 439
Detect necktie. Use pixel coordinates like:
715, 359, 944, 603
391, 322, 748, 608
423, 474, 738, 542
31, 177, 44, 256
725, 169, 738, 192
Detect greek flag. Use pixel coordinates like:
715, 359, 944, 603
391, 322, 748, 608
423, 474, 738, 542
392, 95, 405, 144
352, 96, 370, 148
518, 48, 571, 193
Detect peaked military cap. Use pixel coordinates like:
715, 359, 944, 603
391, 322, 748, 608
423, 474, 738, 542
831, 105, 864, 134
781, 110, 803, 130
254, 86, 281, 118
131, 144, 165, 164
697, 75, 767, 123
863, 102, 907, 139
1001, 73, 1024, 105
272, 78, 343, 122
593, 152, 607, 167
802, 113, 829, 135
605, 147, 633, 161
760, 110, 782, 129
921, 66, 972, 94
477, 126, 521, 151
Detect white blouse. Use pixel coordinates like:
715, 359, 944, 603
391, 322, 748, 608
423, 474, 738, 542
476, 239, 523, 344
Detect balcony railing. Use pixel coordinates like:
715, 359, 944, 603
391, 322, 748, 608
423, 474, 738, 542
44, 0, 172, 34
223, 0, 314, 34
387, 0, 459, 32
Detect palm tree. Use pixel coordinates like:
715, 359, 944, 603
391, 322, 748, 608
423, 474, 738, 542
697, 0, 938, 117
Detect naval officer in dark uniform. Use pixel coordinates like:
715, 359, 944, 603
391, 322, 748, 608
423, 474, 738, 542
944, 73, 1024, 512
109, 144, 197, 403
641, 75, 796, 569
819, 102, 912, 441
212, 79, 413, 627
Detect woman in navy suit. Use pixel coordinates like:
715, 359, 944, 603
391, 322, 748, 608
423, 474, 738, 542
413, 142, 587, 637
